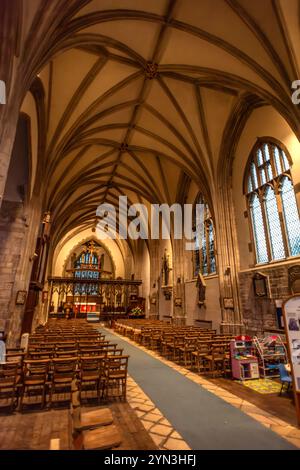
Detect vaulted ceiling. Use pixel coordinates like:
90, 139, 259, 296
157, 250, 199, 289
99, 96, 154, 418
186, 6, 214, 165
5, 0, 300, 248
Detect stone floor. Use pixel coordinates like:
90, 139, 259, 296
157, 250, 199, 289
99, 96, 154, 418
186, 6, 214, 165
110, 328, 300, 449
127, 375, 190, 450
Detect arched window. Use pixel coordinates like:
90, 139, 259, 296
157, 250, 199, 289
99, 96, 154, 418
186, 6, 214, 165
194, 195, 216, 276
245, 140, 300, 263
74, 241, 101, 295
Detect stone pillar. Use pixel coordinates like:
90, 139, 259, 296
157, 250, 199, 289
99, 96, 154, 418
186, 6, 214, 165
1, 197, 42, 346
0, 104, 21, 210
215, 187, 245, 335
172, 238, 186, 326
0, 201, 26, 337
148, 239, 160, 319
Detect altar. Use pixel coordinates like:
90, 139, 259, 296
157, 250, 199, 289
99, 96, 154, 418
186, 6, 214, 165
47, 276, 144, 321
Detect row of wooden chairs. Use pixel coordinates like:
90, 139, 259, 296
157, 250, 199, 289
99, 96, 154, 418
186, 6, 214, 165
115, 319, 233, 377
1, 321, 129, 412
0, 354, 129, 412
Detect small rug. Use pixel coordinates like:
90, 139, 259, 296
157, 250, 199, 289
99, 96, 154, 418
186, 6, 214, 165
238, 378, 282, 394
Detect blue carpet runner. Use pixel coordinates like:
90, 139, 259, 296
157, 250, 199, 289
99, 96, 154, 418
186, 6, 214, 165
104, 329, 296, 450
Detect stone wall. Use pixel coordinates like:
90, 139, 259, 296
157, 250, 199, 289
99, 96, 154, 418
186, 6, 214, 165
238, 261, 300, 335
0, 200, 26, 334
184, 276, 221, 331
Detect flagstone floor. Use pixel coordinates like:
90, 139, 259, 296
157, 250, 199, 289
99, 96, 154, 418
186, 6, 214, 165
110, 328, 300, 449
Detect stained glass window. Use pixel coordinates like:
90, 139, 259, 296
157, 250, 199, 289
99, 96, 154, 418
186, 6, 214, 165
246, 140, 300, 263
265, 186, 285, 260
250, 194, 268, 263
208, 221, 216, 274
273, 146, 282, 175
194, 196, 216, 276
281, 177, 300, 256
74, 242, 100, 295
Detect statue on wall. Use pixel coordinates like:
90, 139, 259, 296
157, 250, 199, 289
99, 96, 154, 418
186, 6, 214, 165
196, 273, 206, 307
162, 249, 171, 287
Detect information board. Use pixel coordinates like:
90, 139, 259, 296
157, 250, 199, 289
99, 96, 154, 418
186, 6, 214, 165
283, 295, 300, 425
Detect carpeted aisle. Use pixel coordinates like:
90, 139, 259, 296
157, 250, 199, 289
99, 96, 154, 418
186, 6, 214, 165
103, 329, 296, 450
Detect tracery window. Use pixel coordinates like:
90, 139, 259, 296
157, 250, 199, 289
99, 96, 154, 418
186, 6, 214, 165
245, 139, 300, 263
74, 241, 100, 295
74, 252, 99, 280
194, 195, 216, 277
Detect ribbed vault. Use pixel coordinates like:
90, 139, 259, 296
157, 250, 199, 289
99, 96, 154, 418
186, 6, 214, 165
5, 0, 299, 256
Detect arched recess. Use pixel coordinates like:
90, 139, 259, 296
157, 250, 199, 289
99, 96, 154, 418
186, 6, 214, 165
2, 112, 31, 205
20, 92, 39, 200
52, 228, 127, 279
62, 237, 116, 279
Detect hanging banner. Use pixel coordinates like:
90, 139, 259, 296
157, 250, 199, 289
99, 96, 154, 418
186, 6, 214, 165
283, 295, 300, 425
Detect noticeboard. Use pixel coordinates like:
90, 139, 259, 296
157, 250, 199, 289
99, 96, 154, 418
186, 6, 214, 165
283, 295, 300, 425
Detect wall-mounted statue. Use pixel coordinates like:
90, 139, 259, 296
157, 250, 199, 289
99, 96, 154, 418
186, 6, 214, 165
161, 249, 172, 287
196, 273, 206, 307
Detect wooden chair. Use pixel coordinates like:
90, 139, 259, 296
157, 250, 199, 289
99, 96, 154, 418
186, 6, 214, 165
56, 343, 77, 352
171, 335, 185, 362
100, 343, 118, 352
0, 363, 19, 412
204, 345, 226, 377
79, 348, 106, 357
28, 350, 54, 360
55, 349, 78, 359
102, 356, 129, 401
20, 360, 49, 410
161, 333, 174, 358
177, 337, 198, 366
50, 359, 77, 405
79, 357, 104, 402
149, 330, 162, 351
191, 343, 210, 373
107, 348, 124, 356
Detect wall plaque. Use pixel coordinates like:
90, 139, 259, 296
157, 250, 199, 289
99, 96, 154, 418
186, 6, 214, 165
253, 272, 269, 297
16, 290, 27, 305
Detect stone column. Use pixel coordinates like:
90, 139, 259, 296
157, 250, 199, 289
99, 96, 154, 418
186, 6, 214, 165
4, 197, 42, 346
172, 238, 186, 326
148, 239, 160, 319
215, 187, 245, 335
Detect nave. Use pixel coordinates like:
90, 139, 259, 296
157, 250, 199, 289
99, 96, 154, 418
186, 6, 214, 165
1, 319, 300, 450
1, 0, 300, 453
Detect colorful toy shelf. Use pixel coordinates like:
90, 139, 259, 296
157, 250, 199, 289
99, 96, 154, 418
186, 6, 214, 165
253, 335, 287, 378
231, 335, 259, 381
